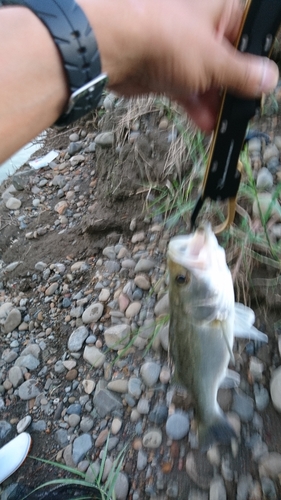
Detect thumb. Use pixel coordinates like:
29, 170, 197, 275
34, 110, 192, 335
214, 44, 279, 97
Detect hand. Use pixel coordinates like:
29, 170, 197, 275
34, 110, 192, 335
83, 0, 279, 132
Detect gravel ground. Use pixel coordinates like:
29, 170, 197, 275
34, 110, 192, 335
1, 91, 281, 500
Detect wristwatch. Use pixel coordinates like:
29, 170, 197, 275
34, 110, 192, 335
1, 0, 108, 126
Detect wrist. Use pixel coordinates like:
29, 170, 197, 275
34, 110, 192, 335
76, 0, 149, 92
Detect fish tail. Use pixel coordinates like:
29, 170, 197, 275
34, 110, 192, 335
198, 416, 236, 450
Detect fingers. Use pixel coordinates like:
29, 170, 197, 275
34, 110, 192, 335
213, 42, 279, 97
180, 91, 221, 133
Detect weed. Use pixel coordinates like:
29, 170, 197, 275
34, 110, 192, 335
21, 435, 126, 500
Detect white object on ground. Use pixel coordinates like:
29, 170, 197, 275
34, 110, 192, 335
29, 150, 58, 169
0, 432, 32, 484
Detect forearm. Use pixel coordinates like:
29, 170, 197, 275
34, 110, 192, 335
0, 6, 68, 163
0, 0, 146, 164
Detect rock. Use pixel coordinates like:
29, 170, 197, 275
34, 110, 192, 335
0, 421, 12, 439
131, 231, 145, 243
82, 379, 95, 394
166, 411, 190, 440
270, 366, 281, 412
68, 325, 89, 351
54, 200, 68, 215
125, 301, 141, 318
93, 383, 122, 418
134, 259, 155, 273
102, 246, 116, 260
18, 379, 41, 400
83, 345, 105, 367
82, 303, 104, 324
107, 379, 129, 393
248, 138, 262, 154
154, 293, 169, 317
17, 415, 32, 433
72, 434, 92, 465
134, 274, 150, 290
140, 361, 161, 387
111, 417, 122, 435
15, 354, 40, 371
137, 449, 147, 471
114, 472, 129, 500
232, 390, 254, 422
98, 288, 111, 302
263, 144, 279, 163
142, 429, 162, 449
104, 324, 130, 350
252, 193, 281, 221
256, 167, 273, 191
209, 476, 226, 500
95, 131, 114, 147
5, 197, 21, 210
128, 377, 142, 399
2, 308, 21, 334
148, 403, 168, 425
259, 452, 281, 478
8, 366, 24, 388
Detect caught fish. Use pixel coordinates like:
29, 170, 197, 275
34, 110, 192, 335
168, 223, 267, 449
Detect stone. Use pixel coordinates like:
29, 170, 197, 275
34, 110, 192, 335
18, 379, 41, 400
111, 417, 122, 435
125, 301, 141, 318
209, 476, 226, 500
154, 293, 169, 317
5, 197, 21, 210
54, 200, 68, 215
82, 303, 104, 324
82, 379, 95, 394
114, 472, 129, 500
270, 366, 281, 412
259, 452, 281, 478
2, 308, 21, 334
107, 379, 129, 393
134, 274, 150, 290
256, 167, 273, 191
142, 429, 162, 449
72, 434, 93, 465
140, 361, 161, 387
83, 345, 105, 367
166, 411, 190, 440
263, 144, 279, 163
93, 387, 122, 418
134, 259, 155, 273
0, 421, 12, 439
15, 354, 40, 371
137, 449, 147, 471
128, 377, 142, 399
252, 193, 281, 221
8, 366, 24, 388
98, 288, 111, 302
104, 324, 130, 350
232, 390, 254, 422
68, 325, 89, 351
17, 415, 32, 433
95, 131, 114, 147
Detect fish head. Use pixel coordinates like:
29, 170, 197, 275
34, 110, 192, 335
167, 223, 234, 321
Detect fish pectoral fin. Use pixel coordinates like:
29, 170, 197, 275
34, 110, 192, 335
221, 324, 235, 365
220, 369, 240, 389
234, 303, 268, 343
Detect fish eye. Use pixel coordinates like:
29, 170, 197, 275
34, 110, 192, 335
176, 274, 186, 285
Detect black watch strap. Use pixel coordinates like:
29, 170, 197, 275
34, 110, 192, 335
2, 0, 107, 126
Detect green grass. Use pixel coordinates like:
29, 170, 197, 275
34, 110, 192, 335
21, 435, 127, 500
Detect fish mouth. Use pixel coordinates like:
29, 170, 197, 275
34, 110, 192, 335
168, 223, 215, 271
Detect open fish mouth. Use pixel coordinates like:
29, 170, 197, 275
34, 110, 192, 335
167, 223, 218, 272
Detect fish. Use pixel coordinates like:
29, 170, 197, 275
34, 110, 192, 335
167, 223, 267, 449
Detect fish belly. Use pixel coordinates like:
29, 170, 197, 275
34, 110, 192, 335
170, 312, 236, 447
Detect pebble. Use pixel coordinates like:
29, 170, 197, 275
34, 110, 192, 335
166, 411, 190, 440
270, 366, 281, 412
142, 429, 162, 448
82, 302, 104, 323
140, 361, 161, 387
1, 103, 281, 500
5, 197, 22, 210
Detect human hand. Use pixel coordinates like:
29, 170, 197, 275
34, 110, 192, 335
82, 0, 279, 132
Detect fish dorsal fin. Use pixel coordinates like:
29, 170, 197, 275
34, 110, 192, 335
234, 303, 268, 343
221, 323, 235, 365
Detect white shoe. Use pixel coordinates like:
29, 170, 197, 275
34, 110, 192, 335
0, 433, 32, 484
